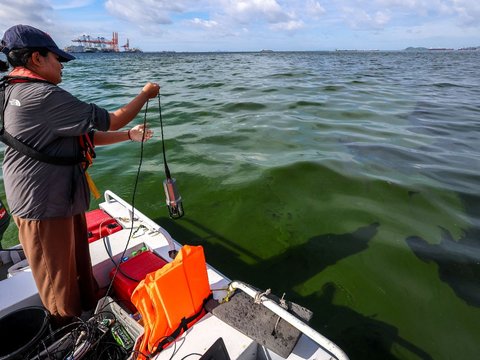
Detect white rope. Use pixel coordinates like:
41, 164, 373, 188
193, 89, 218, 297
254, 288, 271, 304
273, 293, 288, 335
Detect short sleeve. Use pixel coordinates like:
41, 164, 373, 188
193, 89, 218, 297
43, 86, 110, 135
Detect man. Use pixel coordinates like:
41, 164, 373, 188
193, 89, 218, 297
0, 24, 159, 326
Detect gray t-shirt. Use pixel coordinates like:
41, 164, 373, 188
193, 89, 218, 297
2, 81, 110, 219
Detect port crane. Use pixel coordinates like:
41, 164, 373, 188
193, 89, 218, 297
71, 32, 119, 52
122, 38, 142, 53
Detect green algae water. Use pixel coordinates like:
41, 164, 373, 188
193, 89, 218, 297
1, 51, 480, 359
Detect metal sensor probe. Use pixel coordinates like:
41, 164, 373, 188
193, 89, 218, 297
163, 178, 184, 219
157, 94, 184, 219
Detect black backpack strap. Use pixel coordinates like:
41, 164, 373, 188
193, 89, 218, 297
0, 131, 83, 165
153, 294, 213, 354
0, 77, 84, 166
0, 77, 8, 132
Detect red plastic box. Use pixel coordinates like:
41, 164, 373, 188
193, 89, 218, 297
109, 250, 168, 312
85, 209, 122, 243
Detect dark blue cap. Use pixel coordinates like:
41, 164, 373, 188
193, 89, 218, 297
1, 24, 75, 62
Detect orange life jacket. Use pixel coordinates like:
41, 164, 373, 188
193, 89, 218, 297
131, 245, 212, 357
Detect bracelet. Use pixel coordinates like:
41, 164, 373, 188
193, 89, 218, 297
127, 129, 133, 141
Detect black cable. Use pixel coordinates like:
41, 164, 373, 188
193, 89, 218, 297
158, 94, 171, 179
97, 97, 183, 359
152, 335, 177, 360
157, 93, 184, 220
28, 320, 94, 360
27, 320, 83, 359
44, 314, 126, 359
180, 353, 203, 360
104, 99, 149, 301
129, 348, 154, 360
94, 341, 128, 360
103, 235, 141, 283
93, 99, 152, 359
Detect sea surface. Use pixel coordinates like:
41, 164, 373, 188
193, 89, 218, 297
1, 51, 480, 359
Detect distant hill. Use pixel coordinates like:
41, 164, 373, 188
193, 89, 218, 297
404, 47, 429, 52
458, 46, 480, 51
404, 46, 479, 51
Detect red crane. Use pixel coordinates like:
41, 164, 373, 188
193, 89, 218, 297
72, 32, 119, 52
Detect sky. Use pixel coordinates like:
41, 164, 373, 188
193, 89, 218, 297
0, 0, 479, 52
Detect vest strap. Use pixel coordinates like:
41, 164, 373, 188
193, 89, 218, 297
153, 294, 213, 353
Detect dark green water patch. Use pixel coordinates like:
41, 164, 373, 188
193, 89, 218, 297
188, 82, 225, 89
195, 134, 250, 146
432, 82, 465, 88
407, 228, 480, 307
150, 160, 473, 359
186, 110, 222, 119
232, 86, 249, 92
406, 194, 480, 308
310, 282, 433, 360
221, 102, 267, 112
350, 80, 369, 85
261, 88, 279, 93
267, 72, 298, 79
288, 100, 325, 109
339, 110, 376, 120
323, 85, 345, 92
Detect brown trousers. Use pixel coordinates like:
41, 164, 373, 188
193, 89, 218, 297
14, 213, 97, 325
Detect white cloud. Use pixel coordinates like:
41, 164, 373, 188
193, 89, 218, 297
375, 0, 440, 9
450, 0, 480, 26
190, 18, 219, 29
387, 17, 480, 47
221, 0, 293, 25
1, 0, 479, 52
342, 7, 391, 30
51, 0, 94, 10
0, 0, 53, 31
270, 20, 305, 31
343, 0, 480, 27
306, 0, 326, 19
104, 0, 190, 25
